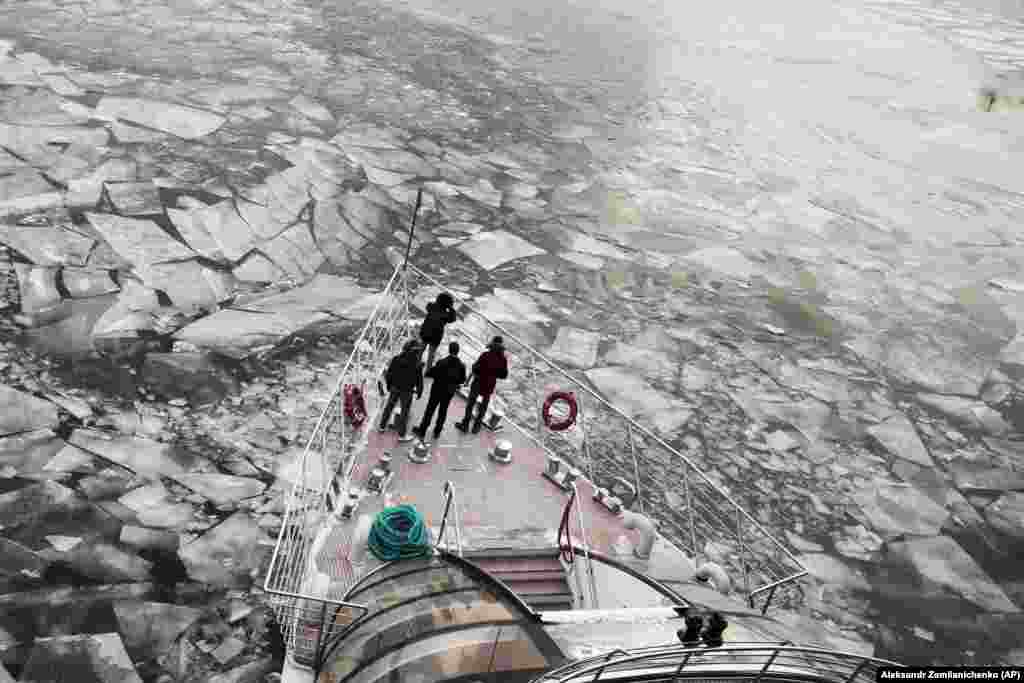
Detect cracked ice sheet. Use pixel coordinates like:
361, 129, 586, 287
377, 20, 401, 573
175, 275, 377, 357
258, 223, 325, 281
585, 367, 692, 436
457, 230, 546, 270
85, 213, 195, 267
95, 96, 225, 139
565, 231, 634, 262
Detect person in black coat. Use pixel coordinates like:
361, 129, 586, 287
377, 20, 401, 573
378, 339, 424, 442
418, 292, 456, 371
412, 341, 467, 441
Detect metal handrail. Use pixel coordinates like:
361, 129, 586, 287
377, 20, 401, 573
570, 482, 600, 609
262, 265, 408, 667
409, 263, 799, 571
436, 480, 463, 557
557, 545, 689, 606
265, 255, 808, 659
533, 644, 905, 683
407, 263, 807, 608
557, 483, 585, 607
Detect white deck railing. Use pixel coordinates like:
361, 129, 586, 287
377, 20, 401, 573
406, 263, 807, 611
264, 260, 809, 670
534, 643, 905, 683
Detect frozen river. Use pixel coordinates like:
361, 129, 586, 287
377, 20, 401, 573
2, 0, 1024, 676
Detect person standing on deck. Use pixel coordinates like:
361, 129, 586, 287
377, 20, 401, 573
412, 341, 467, 442
455, 336, 508, 434
418, 292, 457, 371
379, 339, 424, 442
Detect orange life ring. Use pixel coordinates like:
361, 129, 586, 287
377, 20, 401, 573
343, 384, 367, 428
542, 391, 578, 432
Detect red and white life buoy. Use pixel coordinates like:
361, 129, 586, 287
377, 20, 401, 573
542, 391, 578, 432
343, 384, 368, 428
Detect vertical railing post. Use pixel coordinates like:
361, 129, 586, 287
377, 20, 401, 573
530, 356, 545, 452
844, 657, 871, 683
753, 647, 782, 683
671, 652, 694, 682
626, 421, 643, 514
579, 396, 594, 482
758, 584, 778, 615
454, 489, 463, 557
402, 266, 412, 342
573, 482, 599, 609
737, 506, 751, 597
682, 468, 699, 562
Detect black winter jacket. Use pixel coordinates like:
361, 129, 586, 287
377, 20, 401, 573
385, 349, 424, 394
426, 355, 468, 397
419, 301, 456, 346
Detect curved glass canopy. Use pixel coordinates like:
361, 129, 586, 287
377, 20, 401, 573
319, 555, 565, 683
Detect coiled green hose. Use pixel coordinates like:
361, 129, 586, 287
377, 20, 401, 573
367, 505, 432, 561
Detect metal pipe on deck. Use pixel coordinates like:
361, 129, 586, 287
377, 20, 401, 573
621, 510, 657, 559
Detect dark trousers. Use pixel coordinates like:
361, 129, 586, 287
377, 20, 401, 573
421, 342, 439, 371
379, 390, 414, 436
417, 390, 453, 437
459, 379, 491, 428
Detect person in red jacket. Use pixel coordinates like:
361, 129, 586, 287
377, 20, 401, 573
455, 336, 509, 434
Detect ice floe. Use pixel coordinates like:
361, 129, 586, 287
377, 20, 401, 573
0, 385, 59, 437
68, 429, 193, 479
985, 493, 1024, 541
916, 393, 1011, 436
61, 268, 120, 299
867, 414, 933, 467
854, 481, 949, 538
174, 274, 375, 357
95, 96, 225, 139
585, 366, 692, 435
177, 511, 271, 587
102, 181, 163, 216
889, 536, 1019, 613
20, 633, 143, 683
172, 474, 266, 507
288, 94, 333, 122
547, 327, 601, 368
845, 332, 995, 396
118, 483, 195, 529
85, 213, 194, 267
13, 264, 61, 313
457, 230, 545, 270
258, 224, 325, 282
113, 601, 202, 658
683, 246, 758, 281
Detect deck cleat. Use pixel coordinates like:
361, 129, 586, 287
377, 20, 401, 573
408, 440, 431, 463
483, 408, 505, 432
542, 455, 580, 491
489, 439, 512, 464
339, 489, 361, 519
593, 487, 624, 515
366, 466, 394, 494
